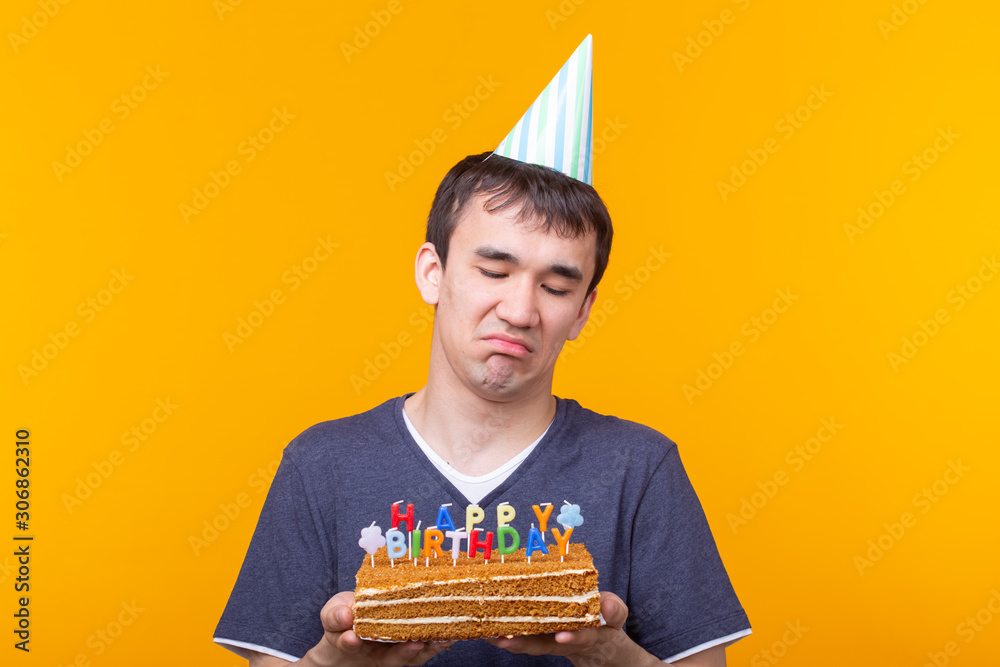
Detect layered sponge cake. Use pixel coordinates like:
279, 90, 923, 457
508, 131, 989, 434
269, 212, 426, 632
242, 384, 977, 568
352, 543, 601, 641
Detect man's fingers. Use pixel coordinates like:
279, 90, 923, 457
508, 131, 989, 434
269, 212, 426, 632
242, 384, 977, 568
387, 640, 427, 664
554, 627, 599, 647
334, 628, 365, 654
600, 591, 629, 630
489, 633, 572, 657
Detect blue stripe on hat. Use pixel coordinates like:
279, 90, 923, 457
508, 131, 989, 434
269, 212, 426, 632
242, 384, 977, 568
552, 65, 568, 174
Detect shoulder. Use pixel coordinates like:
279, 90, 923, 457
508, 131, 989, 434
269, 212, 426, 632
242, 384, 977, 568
557, 397, 678, 462
282, 396, 403, 468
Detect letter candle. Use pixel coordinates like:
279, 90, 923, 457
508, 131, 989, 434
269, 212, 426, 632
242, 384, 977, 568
498, 525, 520, 563
445, 528, 467, 566
435, 503, 456, 532
391, 500, 415, 531
424, 528, 444, 566
468, 527, 494, 562
411, 520, 422, 566
551, 526, 573, 562
466, 504, 484, 534
525, 523, 548, 563
533, 503, 553, 542
386, 528, 407, 568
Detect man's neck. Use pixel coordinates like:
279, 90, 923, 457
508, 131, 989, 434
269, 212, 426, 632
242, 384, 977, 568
403, 381, 556, 477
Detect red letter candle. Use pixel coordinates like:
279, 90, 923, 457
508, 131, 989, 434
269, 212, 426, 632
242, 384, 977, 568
391, 501, 415, 531
467, 528, 494, 561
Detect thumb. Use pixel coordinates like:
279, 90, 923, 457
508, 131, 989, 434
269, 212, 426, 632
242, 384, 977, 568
600, 591, 628, 631
320, 592, 356, 633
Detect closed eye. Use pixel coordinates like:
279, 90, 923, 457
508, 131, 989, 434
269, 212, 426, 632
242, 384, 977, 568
478, 268, 505, 279
543, 286, 570, 296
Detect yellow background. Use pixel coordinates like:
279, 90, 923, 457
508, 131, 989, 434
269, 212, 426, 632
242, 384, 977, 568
3, 0, 999, 664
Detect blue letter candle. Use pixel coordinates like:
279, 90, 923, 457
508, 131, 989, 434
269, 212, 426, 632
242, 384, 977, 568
386, 528, 407, 560
435, 504, 457, 532
525, 525, 549, 559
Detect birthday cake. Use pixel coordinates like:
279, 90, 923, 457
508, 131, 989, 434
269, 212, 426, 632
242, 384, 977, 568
352, 542, 601, 641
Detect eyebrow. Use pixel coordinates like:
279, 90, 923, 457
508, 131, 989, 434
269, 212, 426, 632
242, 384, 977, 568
474, 245, 583, 282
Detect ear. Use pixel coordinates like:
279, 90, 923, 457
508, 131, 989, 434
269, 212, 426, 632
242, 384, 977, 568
567, 288, 598, 340
414, 242, 443, 305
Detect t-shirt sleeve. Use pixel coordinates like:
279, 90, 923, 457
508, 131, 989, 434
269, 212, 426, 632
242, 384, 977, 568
214, 448, 337, 660
625, 443, 751, 660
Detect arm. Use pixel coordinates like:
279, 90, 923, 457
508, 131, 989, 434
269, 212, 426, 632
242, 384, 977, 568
247, 591, 449, 667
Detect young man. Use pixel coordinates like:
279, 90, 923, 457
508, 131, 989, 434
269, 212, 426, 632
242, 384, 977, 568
213, 151, 751, 665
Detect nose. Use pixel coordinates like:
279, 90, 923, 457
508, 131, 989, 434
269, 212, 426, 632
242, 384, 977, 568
494, 278, 540, 329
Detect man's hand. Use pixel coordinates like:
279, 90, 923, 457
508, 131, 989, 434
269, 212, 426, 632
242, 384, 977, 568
485, 591, 661, 667
296, 591, 450, 667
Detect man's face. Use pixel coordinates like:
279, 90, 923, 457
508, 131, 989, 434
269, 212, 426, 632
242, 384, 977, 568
424, 196, 597, 401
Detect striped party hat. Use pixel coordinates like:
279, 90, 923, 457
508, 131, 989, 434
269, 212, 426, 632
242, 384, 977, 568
493, 34, 594, 185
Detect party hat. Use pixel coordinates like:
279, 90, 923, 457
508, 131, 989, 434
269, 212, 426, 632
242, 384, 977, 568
493, 34, 594, 185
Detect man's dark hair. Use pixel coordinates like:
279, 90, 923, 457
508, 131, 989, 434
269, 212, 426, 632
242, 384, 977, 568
426, 151, 613, 296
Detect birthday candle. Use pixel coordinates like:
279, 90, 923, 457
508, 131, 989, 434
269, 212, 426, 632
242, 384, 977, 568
358, 520, 386, 568
466, 504, 484, 534
445, 528, 467, 566
386, 528, 407, 567
411, 521, 422, 566
435, 503, 457, 532
551, 526, 573, 561
392, 500, 415, 531
497, 502, 516, 529
424, 528, 444, 558
468, 527, 494, 561
498, 525, 520, 563
533, 503, 553, 541
526, 523, 548, 562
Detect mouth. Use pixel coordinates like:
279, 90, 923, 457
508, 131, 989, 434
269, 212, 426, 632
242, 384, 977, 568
482, 333, 533, 357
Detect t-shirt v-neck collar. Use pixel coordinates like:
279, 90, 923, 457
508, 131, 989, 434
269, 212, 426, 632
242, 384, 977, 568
392, 393, 567, 508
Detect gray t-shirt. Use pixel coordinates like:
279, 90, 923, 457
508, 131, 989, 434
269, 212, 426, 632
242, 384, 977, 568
214, 394, 751, 664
